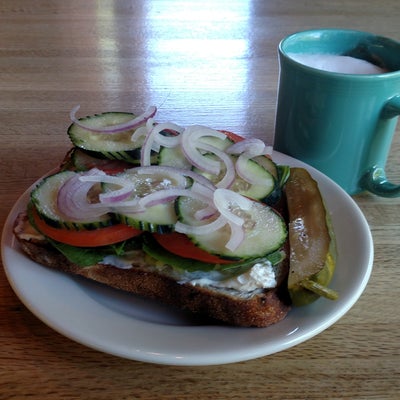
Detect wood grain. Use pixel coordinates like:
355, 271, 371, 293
1, 1, 399, 399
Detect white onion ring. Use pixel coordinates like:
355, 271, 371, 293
70, 105, 157, 134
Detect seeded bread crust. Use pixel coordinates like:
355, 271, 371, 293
13, 212, 291, 327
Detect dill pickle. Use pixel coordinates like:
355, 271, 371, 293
285, 167, 338, 306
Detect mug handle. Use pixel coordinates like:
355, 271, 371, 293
360, 95, 400, 197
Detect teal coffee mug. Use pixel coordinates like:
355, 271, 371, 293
274, 29, 400, 196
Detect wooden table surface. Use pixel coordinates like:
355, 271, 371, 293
1, 1, 399, 399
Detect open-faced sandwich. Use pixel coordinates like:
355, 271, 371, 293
13, 106, 338, 327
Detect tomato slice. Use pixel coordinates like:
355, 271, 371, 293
152, 232, 236, 265
219, 129, 245, 143
32, 209, 142, 247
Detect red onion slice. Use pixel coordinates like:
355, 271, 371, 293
227, 138, 272, 157
194, 205, 217, 221
139, 118, 157, 166
138, 186, 212, 209
138, 189, 183, 208
154, 123, 184, 148
179, 125, 236, 188
99, 176, 135, 203
189, 182, 217, 220
212, 189, 253, 250
175, 188, 253, 251
79, 174, 136, 204
130, 125, 148, 143
196, 142, 236, 188
70, 105, 157, 134
226, 138, 273, 186
213, 188, 251, 226
107, 199, 144, 215
139, 121, 184, 166
235, 154, 273, 186
57, 169, 111, 221
190, 181, 215, 198
224, 221, 246, 251
180, 126, 226, 175
175, 214, 227, 236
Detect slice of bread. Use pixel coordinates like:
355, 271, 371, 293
13, 212, 291, 327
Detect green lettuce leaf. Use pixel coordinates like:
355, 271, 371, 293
48, 237, 142, 267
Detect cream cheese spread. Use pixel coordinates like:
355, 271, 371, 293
100, 253, 137, 269
188, 260, 277, 291
101, 253, 277, 293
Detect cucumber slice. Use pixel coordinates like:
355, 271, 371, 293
231, 157, 276, 200
157, 135, 233, 168
199, 135, 234, 150
109, 168, 188, 233
68, 112, 145, 163
69, 147, 132, 172
116, 203, 177, 233
158, 146, 192, 168
253, 155, 279, 180
176, 195, 287, 259
194, 154, 276, 201
31, 170, 112, 230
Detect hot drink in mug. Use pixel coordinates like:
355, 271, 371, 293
287, 53, 388, 74
274, 29, 400, 197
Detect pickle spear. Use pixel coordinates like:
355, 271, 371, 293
285, 167, 338, 306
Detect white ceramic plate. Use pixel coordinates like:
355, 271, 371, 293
1, 152, 373, 366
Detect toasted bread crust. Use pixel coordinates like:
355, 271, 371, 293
13, 213, 291, 327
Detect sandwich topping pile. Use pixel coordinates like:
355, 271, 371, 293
13, 106, 338, 327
